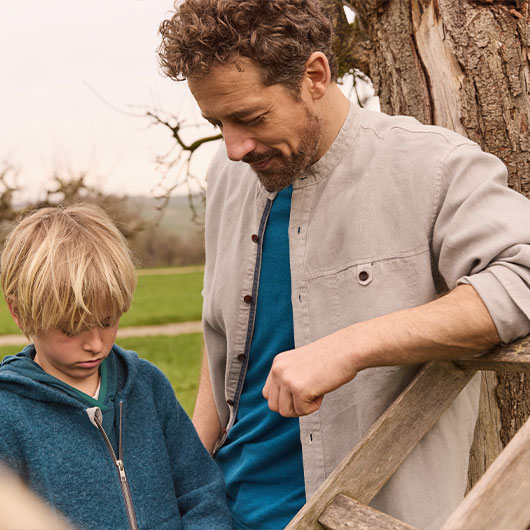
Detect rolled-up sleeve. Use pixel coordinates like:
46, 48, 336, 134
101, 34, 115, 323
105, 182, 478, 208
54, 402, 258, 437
432, 143, 530, 343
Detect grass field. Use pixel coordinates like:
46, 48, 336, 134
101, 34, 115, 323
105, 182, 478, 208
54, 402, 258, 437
0, 333, 203, 416
0, 305, 22, 335
0, 268, 204, 334
120, 269, 204, 327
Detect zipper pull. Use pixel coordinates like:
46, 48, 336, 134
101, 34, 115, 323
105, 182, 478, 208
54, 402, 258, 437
116, 459, 127, 483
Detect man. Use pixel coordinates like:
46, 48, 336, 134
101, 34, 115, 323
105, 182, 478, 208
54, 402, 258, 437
158, 1, 530, 528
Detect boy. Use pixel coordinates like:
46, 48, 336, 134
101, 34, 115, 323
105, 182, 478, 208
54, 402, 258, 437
0, 204, 232, 530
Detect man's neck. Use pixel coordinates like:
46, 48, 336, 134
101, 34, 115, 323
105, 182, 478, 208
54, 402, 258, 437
315, 83, 351, 161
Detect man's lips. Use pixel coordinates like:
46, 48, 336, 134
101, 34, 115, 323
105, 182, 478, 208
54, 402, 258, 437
250, 156, 273, 170
242, 150, 280, 169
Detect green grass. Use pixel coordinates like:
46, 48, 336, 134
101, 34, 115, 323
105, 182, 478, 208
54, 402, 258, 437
120, 271, 204, 327
0, 333, 203, 416
0, 300, 20, 335
0, 344, 24, 358
0, 303, 21, 334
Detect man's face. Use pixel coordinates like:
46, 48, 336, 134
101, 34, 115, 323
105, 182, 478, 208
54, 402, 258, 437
188, 58, 323, 192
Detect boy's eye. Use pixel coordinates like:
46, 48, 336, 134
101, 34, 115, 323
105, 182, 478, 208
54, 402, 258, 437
100, 317, 117, 329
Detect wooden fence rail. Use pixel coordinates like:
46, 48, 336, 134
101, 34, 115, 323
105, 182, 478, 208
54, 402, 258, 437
286, 334, 530, 530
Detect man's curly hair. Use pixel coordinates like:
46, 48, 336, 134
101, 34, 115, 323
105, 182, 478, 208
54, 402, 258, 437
158, 0, 337, 91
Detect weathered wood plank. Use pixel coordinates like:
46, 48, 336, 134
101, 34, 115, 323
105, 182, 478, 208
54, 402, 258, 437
466, 372, 503, 492
441, 415, 530, 530
286, 362, 475, 530
318, 494, 417, 530
455, 334, 530, 372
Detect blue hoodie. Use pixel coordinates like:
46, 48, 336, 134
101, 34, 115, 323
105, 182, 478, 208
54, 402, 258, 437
0, 344, 232, 530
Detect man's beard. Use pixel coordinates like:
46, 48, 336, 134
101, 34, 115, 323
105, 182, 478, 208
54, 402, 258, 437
242, 106, 322, 192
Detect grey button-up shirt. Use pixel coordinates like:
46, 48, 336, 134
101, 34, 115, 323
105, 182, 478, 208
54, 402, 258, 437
202, 105, 530, 528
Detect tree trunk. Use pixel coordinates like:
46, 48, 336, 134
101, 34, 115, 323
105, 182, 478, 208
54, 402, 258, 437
342, 0, 530, 489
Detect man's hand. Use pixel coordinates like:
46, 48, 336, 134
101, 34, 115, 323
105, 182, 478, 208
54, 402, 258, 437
262, 331, 359, 417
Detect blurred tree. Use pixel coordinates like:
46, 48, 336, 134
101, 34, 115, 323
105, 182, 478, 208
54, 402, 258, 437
145, 108, 221, 225
0, 163, 144, 239
0, 163, 205, 267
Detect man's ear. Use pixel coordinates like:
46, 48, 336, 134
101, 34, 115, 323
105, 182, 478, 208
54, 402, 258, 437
6, 296, 21, 328
303, 52, 332, 101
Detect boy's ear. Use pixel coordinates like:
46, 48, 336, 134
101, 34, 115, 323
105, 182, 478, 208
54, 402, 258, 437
6, 296, 21, 328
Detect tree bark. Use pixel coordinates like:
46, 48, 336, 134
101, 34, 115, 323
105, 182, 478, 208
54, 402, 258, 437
342, 0, 530, 489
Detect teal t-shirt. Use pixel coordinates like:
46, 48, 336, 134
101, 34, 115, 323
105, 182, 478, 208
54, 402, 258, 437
215, 186, 306, 529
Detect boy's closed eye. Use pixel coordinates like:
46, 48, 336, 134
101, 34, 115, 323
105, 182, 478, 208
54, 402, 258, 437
59, 316, 118, 337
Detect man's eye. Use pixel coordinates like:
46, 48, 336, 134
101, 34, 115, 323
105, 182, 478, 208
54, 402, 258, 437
240, 115, 264, 126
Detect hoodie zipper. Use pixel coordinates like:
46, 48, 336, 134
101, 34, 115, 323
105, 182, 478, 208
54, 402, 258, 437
93, 401, 139, 530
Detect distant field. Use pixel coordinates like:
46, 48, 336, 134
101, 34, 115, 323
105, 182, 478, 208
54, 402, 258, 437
0, 268, 204, 335
0, 333, 203, 416
121, 269, 204, 327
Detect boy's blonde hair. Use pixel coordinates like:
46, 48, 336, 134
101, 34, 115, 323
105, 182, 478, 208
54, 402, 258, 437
0, 204, 137, 337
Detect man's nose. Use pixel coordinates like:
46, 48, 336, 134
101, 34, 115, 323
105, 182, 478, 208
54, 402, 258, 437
223, 125, 256, 162
82, 328, 104, 354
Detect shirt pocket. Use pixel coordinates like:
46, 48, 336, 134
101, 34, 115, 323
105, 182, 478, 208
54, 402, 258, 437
305, 248, 436, 341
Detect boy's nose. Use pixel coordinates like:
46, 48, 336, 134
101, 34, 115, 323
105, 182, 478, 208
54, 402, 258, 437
82, 328, 105, 354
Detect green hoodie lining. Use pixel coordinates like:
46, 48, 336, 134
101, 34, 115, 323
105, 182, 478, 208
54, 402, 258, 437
67, 358, 108, 408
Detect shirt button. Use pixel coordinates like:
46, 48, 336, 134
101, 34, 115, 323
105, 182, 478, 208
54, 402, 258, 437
251, 234, 259, 243
358, 271, 369, 282
244, 295, 252, 304
237, 354, 246, 362
227, 399, 234, 406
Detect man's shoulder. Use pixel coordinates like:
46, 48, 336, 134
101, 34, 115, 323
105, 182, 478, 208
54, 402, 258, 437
356, 108, 477, 150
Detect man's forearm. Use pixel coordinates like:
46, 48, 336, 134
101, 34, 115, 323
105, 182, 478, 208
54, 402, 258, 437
263, 284, 501, 417
192, 350, 222, 453
350, 283, 500, 370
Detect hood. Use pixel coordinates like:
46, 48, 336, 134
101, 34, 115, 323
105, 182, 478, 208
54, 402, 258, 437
0, 344, 140, 409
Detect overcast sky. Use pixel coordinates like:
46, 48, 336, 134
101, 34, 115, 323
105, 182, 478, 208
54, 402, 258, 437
0, 0, 219, 202
0, 1, 375, 203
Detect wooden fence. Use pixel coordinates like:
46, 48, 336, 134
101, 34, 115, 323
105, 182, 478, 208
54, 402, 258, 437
286, 335, 530, 530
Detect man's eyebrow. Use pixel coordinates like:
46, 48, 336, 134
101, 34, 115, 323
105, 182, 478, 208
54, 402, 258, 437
202, 108, 263, 122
